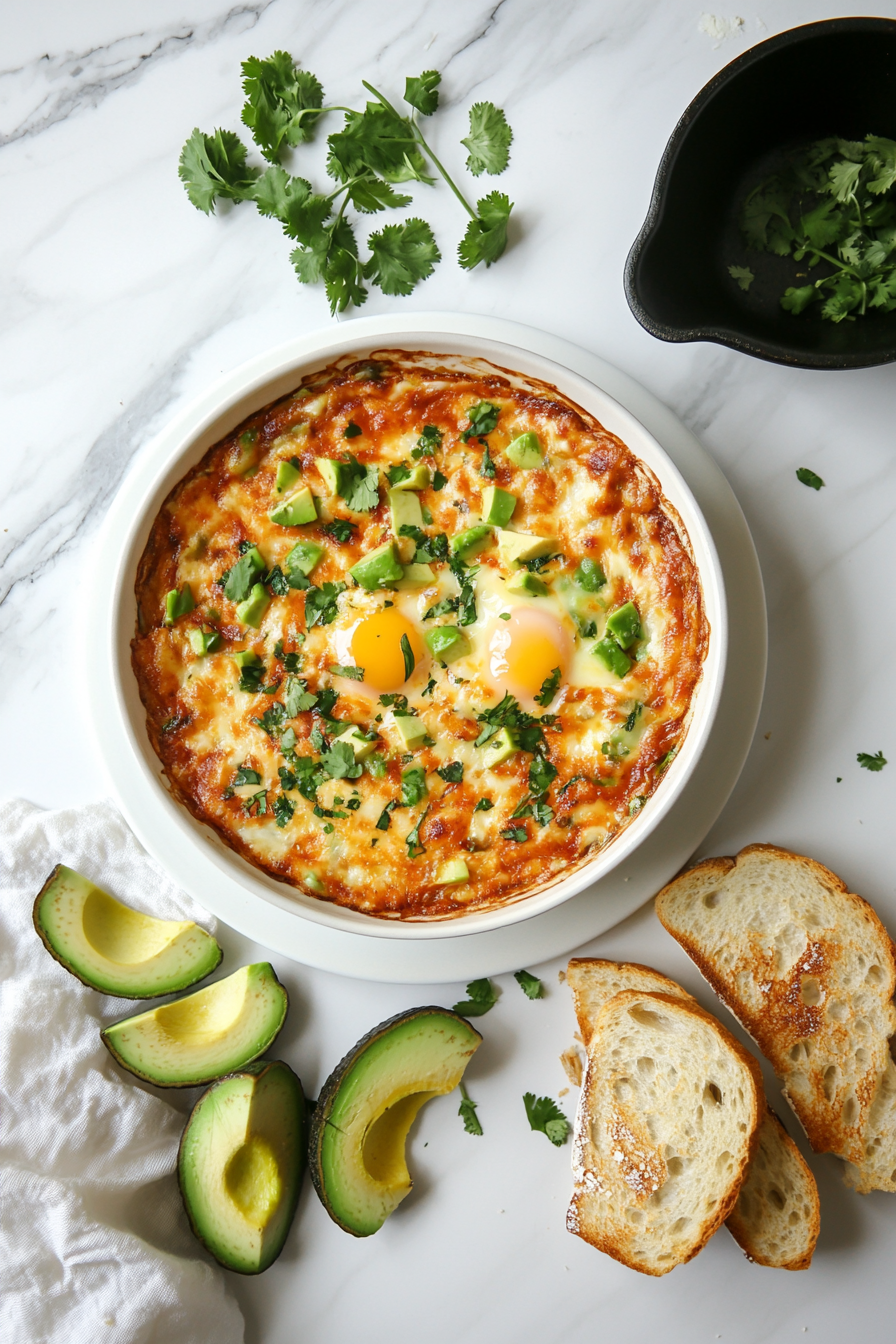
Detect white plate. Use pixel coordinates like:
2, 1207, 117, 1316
87, 314, 764, 982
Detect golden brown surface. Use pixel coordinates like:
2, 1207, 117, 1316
132, 350, 708, 918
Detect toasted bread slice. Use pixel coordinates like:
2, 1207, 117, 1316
568, 989, 763, 1276
568, 958, 819, 1269
842, 1057, 896, 1193
656, 844, 896, 1164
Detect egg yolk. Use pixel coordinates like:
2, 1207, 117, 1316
489, 609, 570, 702
351, 608, 425, 692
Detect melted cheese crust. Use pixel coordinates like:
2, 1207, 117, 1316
133, 352, 708, 919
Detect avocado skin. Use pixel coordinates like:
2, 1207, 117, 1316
100, 964, 289, 1088
308, 1006, 482, 1237
177, 1060, 307, 1275
32, 864, 223, 999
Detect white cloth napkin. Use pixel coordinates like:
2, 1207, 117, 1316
1, 799, 245, 1344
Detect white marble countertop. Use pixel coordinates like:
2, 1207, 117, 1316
4, 2, 896, 1340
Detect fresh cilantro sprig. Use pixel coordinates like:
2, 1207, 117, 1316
796, 467, 825, 490
179, 55, 515, 314
735, 135, 896, 321
858, 750, 887, 771
523, 1093, 569, 1146
514, 969, 544, 999
458, 1081, 483, 1135
453, 978, 497, 1017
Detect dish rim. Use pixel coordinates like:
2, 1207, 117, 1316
88, 314, 727, 943
624, 15, 896, 370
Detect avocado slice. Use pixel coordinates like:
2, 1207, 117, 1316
388, 488, 423, 535
393, 715, 429, 748
496, 529, 558, 568
178, 1060, 306, 1274
309, 1007, 482, 1236
592, 636, 632, 678
33, 864, 222, 999
507, 571, 549, 597
481, 726, 518, 767
164, 585, 195, 626
481, 485, 516, 528
505, 431, 543, 469
274, 459, 302, 495
332, 724, 377, 761
235, 582, 271, 628
605, 600, 642, 649
390, 464, 431, 490
436, 858, 470, 885
450, 524, 493, 560
101, 962, 288, 1087
392, 562, 435, 590
425, 626, 470, 665
268, 484, 317, 527
315, 458, 346, 495
285, 538, 324, 579
350, 541, 404, 591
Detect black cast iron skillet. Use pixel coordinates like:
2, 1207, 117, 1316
625, 17, 896, 369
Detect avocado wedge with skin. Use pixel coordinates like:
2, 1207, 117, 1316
101, 962, 288, 1087
178, 1060, 306, 1274
309, 1007, 482, 1236
33, 864, 222, 998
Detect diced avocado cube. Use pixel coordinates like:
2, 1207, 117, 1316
505, 431, 543, 469
232, 650, 263, 670
389, 488, 424, 535
332, 725, 377, 761
391, 464, 431, 490
450, 524, 493, 560
235, 583, 271, 628
575, 558, 606, 592
274, 459, 302, 495
393, 562, 435, 590
268, 484, 317, 527
496, 529, 558, 567
164, 585, 194, 626
285, 539, 324, 578
315, 458, 346, 495
481, 727, 518, 768
188, 628, 222, 656
593, 637, 632, 678
481, 485, 517, 528
350, 541, 404, 591
394, 716, 429, 747
605, 601, 641, 649
507, 571, 549, 597
425, 626, 471, 665
304, 871, 325, 895
437, 858, 470, 885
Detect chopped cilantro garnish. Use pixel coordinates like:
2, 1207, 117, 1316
532, 799, 553, 826
473, 798, 493, 812
322, 518, 357, 542
432, 469, 448, 491
401, 765, 427, 807
329, 664, 365, 680
338, 454, 379, 512
500, 825, 528, 843
366, 753, 387, 778
320, 741, 363, 779
436, 761, 464, 783
387, 463, 412, 485
858, 750, 888, 771
453, 978, 497, 1017
623, 702, 643, 733
304, 581, 346, 627
375, 799, 398, 830
796, 467, 825, 490
458, 1080, 483, 1135
461, 401, 500, 442
405, 805, 429, 858
293, 756, 324, 801
479, 443, 496, 478
253, 702, 287, 737
535, 667, 561, 708
400, 633, 415, 680
272, 794, 295, 827
421, 676, 436, 697
559, 774, 589, 795
523, 1093, 569, 1146
344, 421, 362, 438
266, 565, 290, 596
284, 675, 317, 715
223, 546, 265, 603
316, 687, 339, 716
424, 596, 459, 621
412, 424, 442, 458
514, 970, 543, 999
233, 765, 262, 786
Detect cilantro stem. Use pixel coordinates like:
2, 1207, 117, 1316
361, 79, 478, 222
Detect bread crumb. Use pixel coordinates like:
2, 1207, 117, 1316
559, 1087, 569, 1097
560, 1045, 584, 1086
558, 969, 566, 982
765, 731, 771, 740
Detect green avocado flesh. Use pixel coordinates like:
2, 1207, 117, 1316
309, 1007, 482, 1237
33, 865, 222, 998
101, 962, 288, 1086
178, 1060, 307, 1274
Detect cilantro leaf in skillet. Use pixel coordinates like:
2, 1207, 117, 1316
514, 970, 544, 999
413, 424, 442, 458
272, 794, 295, 827
500, 826, 528, 843
796, 467, 825, 490
858, 750, 888, 771
233, 765, 262, 787
328, 664, 364, 680
320, 741, 363, 780
458, 1081, 483, 1135
462, 103, 513, 177
462, 401, 500, 442
523, 1093, 569, 1146
322, 518, 357, 542
405, 805, 429, 859
535, 667, 561, 709
453, 978, 498, 1017
304, 581, 346, 628
338, 455, 380, 513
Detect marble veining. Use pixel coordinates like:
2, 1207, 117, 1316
3, 2, 896, 1342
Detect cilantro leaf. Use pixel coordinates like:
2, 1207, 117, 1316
400, 633, 415, 680
535, 667, 561, 708
304, 581, 346, 627
453, 978, 497, 1017
728, 264, 755, 291
233, 765, 262, 787
272, 794, 295, 827
329, 664, 365, 680
364, 218, 441, 296
224, 547, 265, 603
436, 761, 464, 783
405, 805, 430, 858
323, 238, 368, 315
320, 741, 363, 779
178, 128, 259, 214
322, 518, 357, 542
241, 52, 324, 161
254, 702, 287, 737
528, 755, 557, 797
338, 454, 380, 512
514, 970, 544, 999
375, 799, 398, 830
458, 192, 512, 270
328, 101, 431, 185
462, 401, 500, 441
523, 1093, 569, 1146
480, 443, 496, 478
413, 424, 442, 457
458, 1081, 483, 1134
461, 102, 513, 176
473, 798, 493, 812
501, 825, 528, 843
345, 174, 412, 214
404, 70, 441, 117
424, 596, 459, 621
252, 168, 331, 242
387, 463, 412, 485
432, 469, 448, 490
858, 750, 887, 771
796, 467, 825, 490
292, 756, 324, 801
401, 765, 427, 807
343, 422, 362, 439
